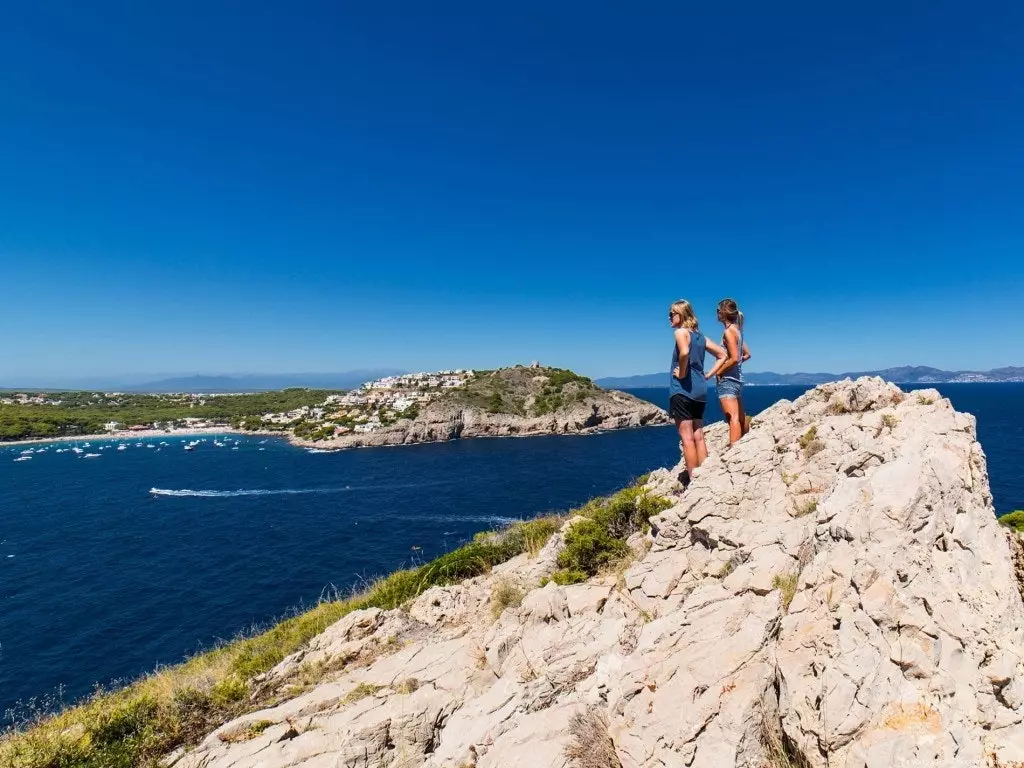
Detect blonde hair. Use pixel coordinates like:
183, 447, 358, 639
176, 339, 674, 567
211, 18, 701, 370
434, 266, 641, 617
669, 300, 699, 330
717, 298, 742, 327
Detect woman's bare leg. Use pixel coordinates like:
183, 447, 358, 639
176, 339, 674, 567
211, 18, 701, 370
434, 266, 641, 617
693, 419, 707, 466
677, 419, 699, 474
720, 398, 742, 444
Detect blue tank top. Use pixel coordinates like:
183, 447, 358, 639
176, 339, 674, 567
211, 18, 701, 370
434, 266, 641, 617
669, 329, 707, 402
721, 324, 743, 382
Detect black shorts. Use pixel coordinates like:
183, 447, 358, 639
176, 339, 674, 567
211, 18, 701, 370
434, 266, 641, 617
670, 394, 706, 421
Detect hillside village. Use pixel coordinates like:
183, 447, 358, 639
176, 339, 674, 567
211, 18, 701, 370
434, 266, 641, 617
0, 371, 479, 441
270, 369, 477, 439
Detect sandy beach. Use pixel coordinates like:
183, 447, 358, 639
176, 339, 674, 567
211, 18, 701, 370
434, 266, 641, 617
0, 426, 281, 448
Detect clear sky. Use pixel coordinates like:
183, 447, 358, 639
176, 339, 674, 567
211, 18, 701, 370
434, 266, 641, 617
2, 1, 1022, 380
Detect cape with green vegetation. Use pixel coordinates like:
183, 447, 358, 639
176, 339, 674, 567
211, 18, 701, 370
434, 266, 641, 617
11, 377, 1024, 768
291, 365, 670, 449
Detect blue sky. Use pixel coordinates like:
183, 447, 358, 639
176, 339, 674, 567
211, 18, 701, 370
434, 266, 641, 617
1, 1, 1022, 380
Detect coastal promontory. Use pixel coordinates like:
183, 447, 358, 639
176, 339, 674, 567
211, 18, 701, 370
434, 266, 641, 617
290, 365, 670, 449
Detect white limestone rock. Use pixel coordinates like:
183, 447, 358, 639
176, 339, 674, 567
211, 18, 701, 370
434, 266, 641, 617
174, 378, 1024, 768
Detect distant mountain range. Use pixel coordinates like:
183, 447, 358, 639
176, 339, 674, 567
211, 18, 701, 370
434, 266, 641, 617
0, 370, 406, 393
596, 366, 1024, 389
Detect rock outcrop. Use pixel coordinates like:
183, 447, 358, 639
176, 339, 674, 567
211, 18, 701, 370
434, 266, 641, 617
293, 388, 669, 450
174, 378, 1024, 767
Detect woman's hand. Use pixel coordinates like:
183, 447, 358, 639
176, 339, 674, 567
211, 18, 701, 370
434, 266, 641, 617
672, 366, 681, 379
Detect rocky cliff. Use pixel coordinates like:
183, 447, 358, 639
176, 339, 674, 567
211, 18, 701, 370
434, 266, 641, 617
174, 378, 1024, 767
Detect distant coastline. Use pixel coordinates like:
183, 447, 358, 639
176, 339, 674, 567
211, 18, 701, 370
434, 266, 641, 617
598, 366, 1024, 389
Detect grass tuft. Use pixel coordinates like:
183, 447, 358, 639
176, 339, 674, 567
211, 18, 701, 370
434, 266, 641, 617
798, 426, 824, 458
564, 708, 621, 768
341, 683, 381, 705
490, 581, 525, 620
772, 573, 800, 611
394, 678, 420, 695
793, 498, 818, 517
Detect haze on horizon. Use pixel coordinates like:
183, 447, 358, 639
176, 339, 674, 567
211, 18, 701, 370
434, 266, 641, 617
2, 2, 1022, 381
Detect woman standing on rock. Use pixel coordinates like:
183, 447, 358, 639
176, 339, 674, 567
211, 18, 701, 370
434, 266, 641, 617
705, 298, 752, 445
669, 300, 726, 479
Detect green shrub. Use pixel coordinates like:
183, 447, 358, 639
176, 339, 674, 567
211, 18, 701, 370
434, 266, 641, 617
998, 511, 1024, 533
557, 519, 630, 574
556, 485, 671, 579
551, 569, 589, 586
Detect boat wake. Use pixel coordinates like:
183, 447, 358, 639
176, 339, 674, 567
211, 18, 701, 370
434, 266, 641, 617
149, 487, 349, 498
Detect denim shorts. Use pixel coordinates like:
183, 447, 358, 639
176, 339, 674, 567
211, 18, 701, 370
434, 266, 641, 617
718, 378, 743, 400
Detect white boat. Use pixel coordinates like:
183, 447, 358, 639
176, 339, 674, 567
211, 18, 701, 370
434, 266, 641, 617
14, 456, 32, 462
19, 449, 33, 455
184, 445, 195, 451
83, 453, 101, 458
71, 447, 84, 454
117, 445, 127, 451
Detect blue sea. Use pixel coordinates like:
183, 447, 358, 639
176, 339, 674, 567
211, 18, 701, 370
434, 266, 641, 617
1, 384, 1022, 719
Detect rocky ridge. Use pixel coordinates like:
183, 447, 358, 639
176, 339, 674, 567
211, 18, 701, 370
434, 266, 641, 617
293, 387, 669, 450
175, 378, 1024, 767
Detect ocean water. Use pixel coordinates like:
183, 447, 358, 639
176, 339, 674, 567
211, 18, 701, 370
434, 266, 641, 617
1, 383, 1022, 717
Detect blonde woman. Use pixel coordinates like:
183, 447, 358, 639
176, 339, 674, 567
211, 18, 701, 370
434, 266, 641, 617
705, 298, 752, 445
669, 300, 726, 477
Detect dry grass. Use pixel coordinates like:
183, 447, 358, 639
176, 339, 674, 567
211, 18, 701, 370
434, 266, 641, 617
341, 683, 382, 705
219, 719, 274, 744
760, 716, 810, 768
798, 426, 824, 458
772, 572, 800, 611
490, 580, 525, 621
564, 708, 621, 768
394, 678, 420, 695
471, 644, 489, 670
916, 394, 936, 406
793, 498, 818, 517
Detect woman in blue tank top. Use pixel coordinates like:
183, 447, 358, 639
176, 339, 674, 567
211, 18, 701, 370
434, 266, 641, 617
669, 300, 726, 478
705, 298, 752, 446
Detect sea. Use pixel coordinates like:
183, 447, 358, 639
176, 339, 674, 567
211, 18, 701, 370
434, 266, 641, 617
1, 383, 1022, 719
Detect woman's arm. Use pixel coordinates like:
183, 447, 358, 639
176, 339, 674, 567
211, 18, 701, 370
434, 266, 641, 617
704, 339, 727, 380
742, 342, 751, 362
672, 328, 691, 379
706, 328, 740, 379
